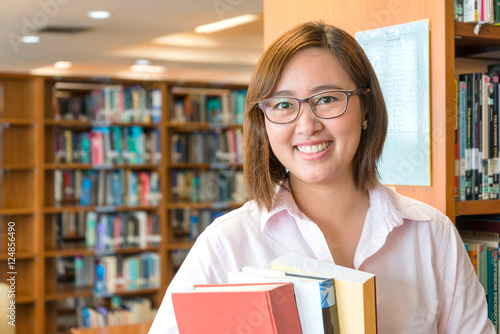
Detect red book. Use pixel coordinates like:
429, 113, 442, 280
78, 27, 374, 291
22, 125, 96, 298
90, 131, 104, 165
139, 172, 150, 206
172, 282, 302, 334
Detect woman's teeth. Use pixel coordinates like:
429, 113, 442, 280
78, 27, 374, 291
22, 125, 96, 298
296, 142, 331, 154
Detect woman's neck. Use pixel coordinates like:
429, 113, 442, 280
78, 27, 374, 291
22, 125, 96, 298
288, 174, 370, 229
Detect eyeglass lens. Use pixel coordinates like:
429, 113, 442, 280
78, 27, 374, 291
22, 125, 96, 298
263, 91, 348, 123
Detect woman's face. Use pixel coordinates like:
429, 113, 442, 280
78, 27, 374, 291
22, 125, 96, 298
265, 47, 364, 188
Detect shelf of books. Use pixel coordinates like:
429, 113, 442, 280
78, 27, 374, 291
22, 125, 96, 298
41, 78, 167, 334
0, 74, 248, 333
166, 84, 247, 278
454, 5, 500, 331
454, 20, 500, 216
0, 74, 44, 334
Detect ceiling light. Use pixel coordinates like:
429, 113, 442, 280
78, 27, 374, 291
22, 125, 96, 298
88, 11, 111, 19
130, 64, 165, 73
22, 36, 40, 43
195, 14, 259, 34
54, 61, 72, 69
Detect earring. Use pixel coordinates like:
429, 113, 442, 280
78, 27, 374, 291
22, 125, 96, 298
362, 120, 368, 130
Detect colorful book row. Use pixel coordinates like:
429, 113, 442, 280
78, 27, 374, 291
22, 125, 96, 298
171, 169, 245, 203
457, 216, 500, 331
76, 297, 157, 328
171, 128, 243, 164
455, 72, 499, 201
93, 252, 160, 293
171, 89, 246, 124
85, 211, 161, 251
54, 127, 161, 165
170, 208, 227, 241
54, 169, 161, 207
454, 0, 500, 24
58, 252, 161, 294
55, 86, 162, 123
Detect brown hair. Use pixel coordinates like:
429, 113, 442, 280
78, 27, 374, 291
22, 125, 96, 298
243, 21, 387, 211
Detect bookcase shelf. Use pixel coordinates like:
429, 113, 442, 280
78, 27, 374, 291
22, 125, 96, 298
0, 208, 35, 215
167, 121, 243, 131
44, 163, 160, 170
44, 205, 159, 214
0, 252, 35, 260
0, 118, 35, 126
166, 242, 194, 250
455, 200, 500, 216
0, 74, 246, 333
0, 163, 35, 170
165, 201, 244, 210
455, 22, 500, 59
44, 246, 160, 257
169, 162, 243, 170
45, 119, 160, 128
44, 286, 160, 301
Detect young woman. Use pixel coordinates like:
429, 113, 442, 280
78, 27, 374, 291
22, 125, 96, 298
149, 21, 494, 333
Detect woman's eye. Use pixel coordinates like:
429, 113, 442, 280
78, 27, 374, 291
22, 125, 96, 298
273, 101, 293, 110
317, 96, 336, 104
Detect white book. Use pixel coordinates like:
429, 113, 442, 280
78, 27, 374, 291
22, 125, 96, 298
228, 266, 338, 334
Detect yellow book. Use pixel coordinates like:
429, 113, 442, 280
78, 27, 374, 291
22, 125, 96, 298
271, 253, 377, 334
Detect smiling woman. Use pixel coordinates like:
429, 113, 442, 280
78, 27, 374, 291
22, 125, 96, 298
148, 21, 495, 334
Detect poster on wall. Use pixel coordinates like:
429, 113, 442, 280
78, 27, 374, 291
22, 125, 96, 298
356, 19, 431, 186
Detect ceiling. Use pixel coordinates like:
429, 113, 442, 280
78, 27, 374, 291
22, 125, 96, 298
0, 0, 264, 84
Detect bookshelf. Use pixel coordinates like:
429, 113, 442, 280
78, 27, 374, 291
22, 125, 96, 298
0, 74, 44, 334
41, 78, 167, 334
165, 83, 247, 278
0, 74, 247, 333
454, 21, 500, 217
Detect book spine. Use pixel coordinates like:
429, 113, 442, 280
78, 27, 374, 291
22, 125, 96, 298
488, 248, 499, 330
466, 74, 474, 200
493, 80, 500, 199
459, 80, 467, 201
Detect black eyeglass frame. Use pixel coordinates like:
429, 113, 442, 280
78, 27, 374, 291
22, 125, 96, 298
258, 88, 370, 124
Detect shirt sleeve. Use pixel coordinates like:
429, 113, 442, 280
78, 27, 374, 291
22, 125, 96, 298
436, 219, 495, 334
148, 227, 230, 334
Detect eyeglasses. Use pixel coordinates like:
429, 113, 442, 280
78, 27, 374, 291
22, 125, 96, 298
258, 88, 368, 124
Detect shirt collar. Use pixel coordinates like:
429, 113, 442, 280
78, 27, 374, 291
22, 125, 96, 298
260, 180, 432, 232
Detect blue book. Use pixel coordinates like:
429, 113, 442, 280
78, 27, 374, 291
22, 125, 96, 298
81, 307, 92, 328
94, 261, 106, 293
80, 176, 93, 206
127, 257, 139, 290
487, 248, 498, 331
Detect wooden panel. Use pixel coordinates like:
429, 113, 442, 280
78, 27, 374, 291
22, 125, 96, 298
1, 126, 35, 165
0, 170, 34, 209
15, 303, 36, 334
455, 200, 500, 216
263, 0, 454, 215
0, 215, 35, 254
0, 78, 34, 119
0, 258, 35, 301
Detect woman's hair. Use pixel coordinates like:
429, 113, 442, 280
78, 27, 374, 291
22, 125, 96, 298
243, 21, 388, 211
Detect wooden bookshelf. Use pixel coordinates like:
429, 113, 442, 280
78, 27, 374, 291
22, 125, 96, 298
0, 74, 247, 333
165, 83, 247, 281
0, 74, 43, 334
